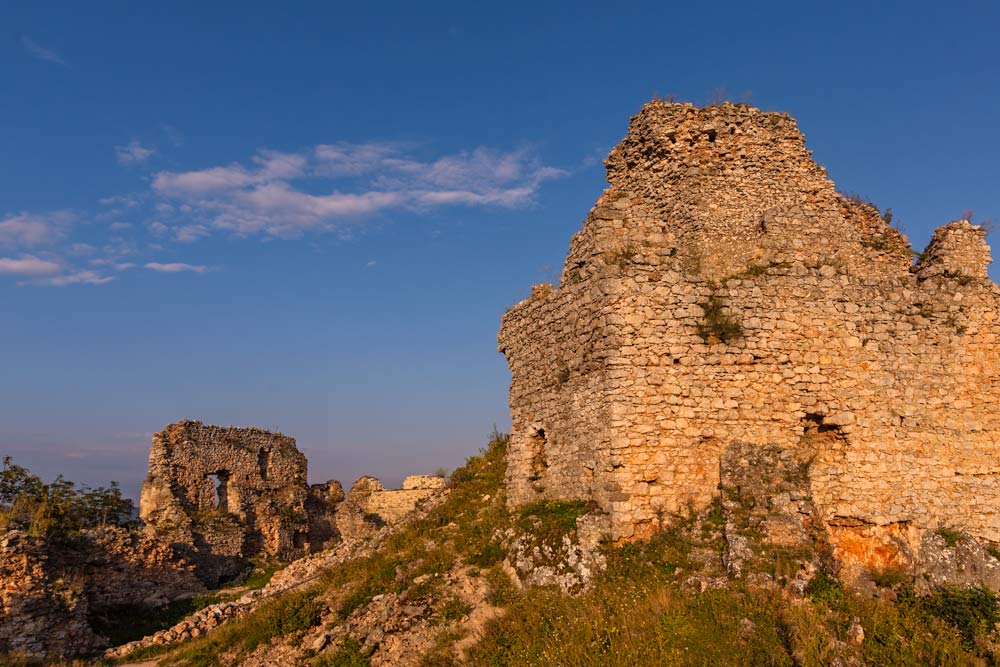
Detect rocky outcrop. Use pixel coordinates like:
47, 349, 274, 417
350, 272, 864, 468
0, 530, 104, 659
0, 526, 204, 660
499, 100, 1000, 587
106, 482, 451, 661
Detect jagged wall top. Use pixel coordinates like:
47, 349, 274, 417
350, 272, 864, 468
563, 100, 917, 283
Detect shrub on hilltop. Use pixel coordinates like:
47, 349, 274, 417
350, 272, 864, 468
0, 456, 135, 537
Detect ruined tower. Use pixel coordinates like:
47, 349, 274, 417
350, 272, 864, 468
498, 101, 1000, 575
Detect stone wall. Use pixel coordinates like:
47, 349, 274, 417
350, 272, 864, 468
334, 475, 446, 540
498, 100, 1000, 578
141, 420, 321, 585
0, 527, 204, 659
140, 421, 445, 584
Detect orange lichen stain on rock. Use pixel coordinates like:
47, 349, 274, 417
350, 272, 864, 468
827, 522, 919, 575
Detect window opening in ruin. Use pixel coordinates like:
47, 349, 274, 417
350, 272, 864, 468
257, 449, 270, 480
529, 428, 548, 482
207, 471, 230, 511
294, 531, 308, 549
706, 129, 717, 142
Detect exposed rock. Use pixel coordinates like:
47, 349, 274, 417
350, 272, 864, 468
0, 526, 203, 660
106, 480, 450, 661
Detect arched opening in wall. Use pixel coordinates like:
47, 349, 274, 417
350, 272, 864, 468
207, 471, 230, 512
257, 449, 270, 481
528, 427, 548, 483
294, 531, 308, 549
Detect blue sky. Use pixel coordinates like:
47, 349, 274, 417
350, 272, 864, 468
2, 1, 998, 498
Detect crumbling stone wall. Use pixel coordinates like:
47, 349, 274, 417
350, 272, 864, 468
140, 422, 446, 585
141, 420, 319, 585
0, 527, 204, 659
499, 100, 1000, 578
334, 475, 446, 540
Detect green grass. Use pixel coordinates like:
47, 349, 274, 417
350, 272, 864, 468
920, 585, 1000, 648
243, 560, 283, 590
313, 639, 370, 667
517, 499, 589, 542
870, 567, 911, 589
158, 587, 323, 667
104, 427, 1000, 667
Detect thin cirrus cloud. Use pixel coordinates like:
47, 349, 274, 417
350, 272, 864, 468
144, 262, 209, 273
0, 141, 563, 286
149, 143, 565, 239
21, 36, 66, 65
27, 270, 115, 287
115, 140, 156, 166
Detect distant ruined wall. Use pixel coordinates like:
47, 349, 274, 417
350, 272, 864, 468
499, 101, 1000, 577
141, 420, 317, 585
139, 421, 447, 585
334, 475, 446, 539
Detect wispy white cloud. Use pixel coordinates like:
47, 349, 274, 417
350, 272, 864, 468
144, 262, 209, 273
21, 36, 66, 65
313, 142, 402, 177
27, 270, 115, 287
0, 255, 61, 275
174, 225, 210, 243
0, 140, 563, 287
69, 243, 96, 256
150, 143, 564, 239
98, 195, 141, 208
90, 258, 135, 271
0, 212, 71, 248
115, 140, 156, 166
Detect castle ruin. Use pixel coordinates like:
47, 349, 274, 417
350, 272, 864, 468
498, 100, 1000, 577
140, 420, 443, 585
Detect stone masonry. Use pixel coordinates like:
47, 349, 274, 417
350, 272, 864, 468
498, 100, 1000, 578
0, 527, 204, 659
140, 420, 445, 586
141, 420, 319, 585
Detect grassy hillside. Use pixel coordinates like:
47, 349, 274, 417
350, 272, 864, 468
15, 431, 1000, 667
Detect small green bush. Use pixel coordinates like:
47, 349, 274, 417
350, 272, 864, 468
805, 570, 844, 606
696, 295, 743, 343
936, 526, 964, 547
517, 499, 588, 543
466, 542, 505, 567
314, 638, 370, 667
438, 595, 472, 622
870, 567, 910, 588
921, 586, 1000, 648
